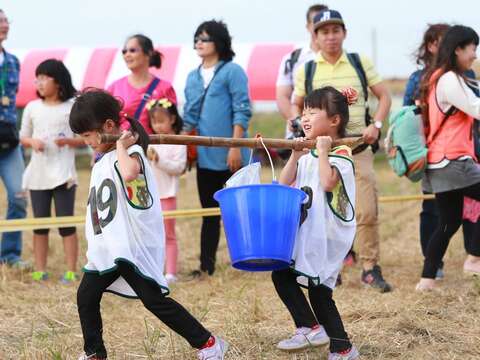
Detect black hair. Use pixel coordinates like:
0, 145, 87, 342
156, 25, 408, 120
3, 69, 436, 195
306, 4, 329, 22
414, 23, 450, 68
304, 86, 349, 138
147, 100, 184, 135
127, 34, 163, 68
194, 20, 235, 62
35, 59, 76, 101
420, 25, 479, 124
69, 88, 149, 153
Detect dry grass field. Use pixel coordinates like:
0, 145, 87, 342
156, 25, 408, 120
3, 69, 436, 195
1, 150, 480, 359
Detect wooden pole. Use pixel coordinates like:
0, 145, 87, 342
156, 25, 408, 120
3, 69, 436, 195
101, 134, 364, 151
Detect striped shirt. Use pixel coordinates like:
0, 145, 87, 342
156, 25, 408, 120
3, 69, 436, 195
294, 52, 382, 134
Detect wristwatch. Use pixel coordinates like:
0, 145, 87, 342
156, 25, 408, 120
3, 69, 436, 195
374, 120, 383, 130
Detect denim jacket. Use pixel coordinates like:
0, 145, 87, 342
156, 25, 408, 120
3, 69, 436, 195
183, 61, 252, 171
0, 50, 20, 125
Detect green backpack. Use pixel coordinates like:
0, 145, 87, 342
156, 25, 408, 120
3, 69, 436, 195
385, 105, 454, 182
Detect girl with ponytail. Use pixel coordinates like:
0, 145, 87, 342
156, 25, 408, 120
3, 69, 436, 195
107, 33, 177, 134
273, 86, 360, 359
70, 88, 229, 360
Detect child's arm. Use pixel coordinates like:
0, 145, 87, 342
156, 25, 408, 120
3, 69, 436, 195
20, 137, 45, 152
149, 146, 186, 176
279, 138, 308, 186
116, 131, 141, 182
316, 136, 339, 192
55, 136, 85, 148
19, 103, 45, 152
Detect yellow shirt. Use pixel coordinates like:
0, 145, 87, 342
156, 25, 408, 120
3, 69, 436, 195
294, 52, 382, 134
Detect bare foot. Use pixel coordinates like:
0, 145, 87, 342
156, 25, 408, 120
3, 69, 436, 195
463, 255, 480, 275
415, 278, 436, 291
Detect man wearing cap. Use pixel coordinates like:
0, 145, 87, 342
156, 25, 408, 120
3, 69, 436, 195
275, 4, 328, 142
292, 9, 392, 292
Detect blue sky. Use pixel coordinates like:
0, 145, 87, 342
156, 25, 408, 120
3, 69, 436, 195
2, 0, 478, 78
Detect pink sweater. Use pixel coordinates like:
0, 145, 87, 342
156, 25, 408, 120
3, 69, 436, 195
148, 144, 187, 199
107, 76, 177, 134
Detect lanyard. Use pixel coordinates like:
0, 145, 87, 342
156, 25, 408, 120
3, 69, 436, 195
0, 53, 7, 97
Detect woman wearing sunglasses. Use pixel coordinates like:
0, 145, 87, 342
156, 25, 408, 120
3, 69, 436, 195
183, 20, 252, 279
107, 34, 176, 134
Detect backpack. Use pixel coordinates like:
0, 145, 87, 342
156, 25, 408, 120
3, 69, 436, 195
384, 105, 455, 182
304, 53, 378, 153
284, 48, 302, 75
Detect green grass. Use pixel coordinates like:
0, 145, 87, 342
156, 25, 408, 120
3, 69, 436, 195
248, 112, 286, 139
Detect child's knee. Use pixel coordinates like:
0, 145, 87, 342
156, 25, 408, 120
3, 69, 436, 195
77, 279, 97, 308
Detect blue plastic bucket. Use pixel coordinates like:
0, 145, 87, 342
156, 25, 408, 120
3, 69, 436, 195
214, 183, 306, 271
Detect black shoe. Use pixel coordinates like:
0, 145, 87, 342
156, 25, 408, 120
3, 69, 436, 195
336, 273, 342, 287
187, 269, 208, 280
361, 265, 392, 293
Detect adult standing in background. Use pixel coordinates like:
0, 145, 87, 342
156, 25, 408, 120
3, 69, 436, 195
183, 20, 251, 278
0, 9, 28, 267
107, 34, 177, 134
292, 9, 393, 292
275, 4, 328, 139
404, 23, 480, 280
417, 25, 480, 290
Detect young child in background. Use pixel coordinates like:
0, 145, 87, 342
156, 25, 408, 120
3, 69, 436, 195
146, 98, 186, 283
20, 59, 83, 283
69, 89, 227, 360
273, 87, 359, 360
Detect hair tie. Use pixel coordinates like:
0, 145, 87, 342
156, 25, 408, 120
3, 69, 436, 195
119, 111, 130, 131
340, 87, 359, 106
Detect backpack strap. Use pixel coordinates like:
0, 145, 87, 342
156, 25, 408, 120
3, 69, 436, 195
196, 61, 228, 119
346, 53, 370, 126
304, 60, 316, 96
429, 106, 456, 144
134, 77, 160, 120
284, 48, 302, 75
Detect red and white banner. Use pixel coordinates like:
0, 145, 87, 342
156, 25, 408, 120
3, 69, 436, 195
12, 44, 299, 108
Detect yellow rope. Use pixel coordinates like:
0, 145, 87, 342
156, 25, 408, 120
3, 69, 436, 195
0, 194, 436, 233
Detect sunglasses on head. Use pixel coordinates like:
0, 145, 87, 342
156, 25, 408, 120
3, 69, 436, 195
121, 47, 141, 55
194, 36, 213, 44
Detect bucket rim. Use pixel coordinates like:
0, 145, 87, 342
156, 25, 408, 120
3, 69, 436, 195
214, 183, 307, 201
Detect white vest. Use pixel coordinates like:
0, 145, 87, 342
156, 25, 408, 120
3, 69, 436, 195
293, 146, 356, 289
84, 144, 168, 297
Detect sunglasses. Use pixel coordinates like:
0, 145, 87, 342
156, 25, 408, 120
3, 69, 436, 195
121, 47, 141, 55
194, 36, 213, 44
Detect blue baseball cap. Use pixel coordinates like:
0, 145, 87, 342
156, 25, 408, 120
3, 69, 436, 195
313, 10, 345, 31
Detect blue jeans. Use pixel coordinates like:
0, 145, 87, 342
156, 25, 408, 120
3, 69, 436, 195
0, 145, 27, 264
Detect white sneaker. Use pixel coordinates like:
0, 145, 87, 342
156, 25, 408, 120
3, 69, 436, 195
78, 353, 105, 360
328, 345, 360, 360
277, 326, 329, 351
197, 336, 229, 360
165, 273, 178, 284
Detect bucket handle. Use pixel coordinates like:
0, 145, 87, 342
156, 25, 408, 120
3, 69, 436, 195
249, 135, 276, 182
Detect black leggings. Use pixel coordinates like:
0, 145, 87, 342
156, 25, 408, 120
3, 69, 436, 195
30, 183, 76, 236
196, 167, 231, 275
271, 269, 351, 353
77, 261, 210, 358
420, 192, 479, 268
422, 183, 480, 278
